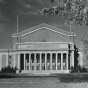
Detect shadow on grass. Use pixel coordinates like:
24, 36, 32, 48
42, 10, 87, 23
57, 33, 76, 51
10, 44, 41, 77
0, 73, 20, 78
1, 73, 88, 83
58, 73, 88, 83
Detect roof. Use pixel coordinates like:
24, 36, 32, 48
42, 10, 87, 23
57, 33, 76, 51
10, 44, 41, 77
12, 23, 76, 37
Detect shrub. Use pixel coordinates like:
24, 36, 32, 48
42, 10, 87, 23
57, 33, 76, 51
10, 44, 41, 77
70, 66, 88, 73
0, 66, 17, 73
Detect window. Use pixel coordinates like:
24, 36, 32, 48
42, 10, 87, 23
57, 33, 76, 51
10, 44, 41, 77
52, 53, 56, 63
57, 53, 61, 63
26, 54, 29, 63
57, 53, 61, 70
47, 53, 50, 70
63, 53, 66, 63
41, 53, 45, 63
63, 53, 66, 70
47, 53, 50, 63
20, 54, 24, 70
31, 53, 34, 63
36, 53, 40, 63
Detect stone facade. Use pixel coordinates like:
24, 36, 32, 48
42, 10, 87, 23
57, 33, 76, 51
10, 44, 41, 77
0, 23, 83, 74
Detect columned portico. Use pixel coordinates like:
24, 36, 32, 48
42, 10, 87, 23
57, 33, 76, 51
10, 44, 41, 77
18, 50, 70, 73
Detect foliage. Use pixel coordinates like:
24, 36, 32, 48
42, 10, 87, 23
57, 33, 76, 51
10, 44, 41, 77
0, 66, 17, 73
40, 0, 88, 25
74, 44, 79, 70
70, 65, 88, 73
69, 44, 88, 73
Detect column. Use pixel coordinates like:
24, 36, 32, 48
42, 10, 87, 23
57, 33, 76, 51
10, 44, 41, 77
6, 54, 8, 67
61, 52, 63, 70
34, 53, 36, 71
71, 44, 74, 67
78, 52, 83, 67
45, 53, 47, 70
56, 52, 58, 70
71, 51, 74, 67
24, 54, 25, 70
66, 52, 68, 70
0, 54, 2, 70
29, 53, 31, 70
13, 53, 16, 67
17, 53, 20, 70
50, 53, 52, 70
40, 53, 42, 71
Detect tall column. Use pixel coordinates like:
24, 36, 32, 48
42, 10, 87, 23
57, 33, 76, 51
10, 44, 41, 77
0, 54, 2, 70
6, 54, 8, 67
17, 53, 20, 70
78, 52, 83, 67
56, 52, 58, 70
29, 53, 31, 70
50, 53, 52, 70
45, 53, 47, 70
66, 52, 68, 70
71, 44, 74, 67
70, 51, 74, 67
34, 53, 36, 71
13, 53, 16, 67
24, 54, 25, 70
61, 52, 63, 70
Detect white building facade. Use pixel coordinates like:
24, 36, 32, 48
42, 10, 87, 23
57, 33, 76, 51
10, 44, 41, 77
0, 23, 83, 74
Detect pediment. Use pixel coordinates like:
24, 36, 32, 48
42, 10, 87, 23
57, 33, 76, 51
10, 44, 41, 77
12, 23, 74, 43
21, 27, 70, 43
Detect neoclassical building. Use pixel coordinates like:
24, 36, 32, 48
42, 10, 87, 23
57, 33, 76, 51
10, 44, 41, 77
0, 23, 83, 74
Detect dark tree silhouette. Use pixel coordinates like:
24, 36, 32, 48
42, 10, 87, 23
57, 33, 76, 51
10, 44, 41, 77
74, 44, 79, 71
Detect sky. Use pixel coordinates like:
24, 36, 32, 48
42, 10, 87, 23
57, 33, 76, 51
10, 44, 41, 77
0, 0, 88, 49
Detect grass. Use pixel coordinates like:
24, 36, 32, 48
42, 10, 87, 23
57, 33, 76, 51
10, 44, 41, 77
0, 73, 88, 88
0, 72, 88, 82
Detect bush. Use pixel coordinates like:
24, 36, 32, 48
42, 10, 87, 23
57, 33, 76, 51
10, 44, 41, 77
0, 66, 17, 73
70, 66, 88, 73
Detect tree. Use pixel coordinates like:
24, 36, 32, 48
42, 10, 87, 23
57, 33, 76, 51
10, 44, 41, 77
74, 44, 79, 71
40, 0, 88, 26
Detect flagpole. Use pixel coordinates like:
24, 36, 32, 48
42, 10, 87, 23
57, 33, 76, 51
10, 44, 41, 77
16, 15, 20, 72
17, 15, 19, 50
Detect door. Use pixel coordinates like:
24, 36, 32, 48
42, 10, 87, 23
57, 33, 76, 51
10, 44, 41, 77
20, 54, 24, 70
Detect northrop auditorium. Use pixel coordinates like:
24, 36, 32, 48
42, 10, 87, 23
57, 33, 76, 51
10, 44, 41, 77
0, 23, 84, 74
